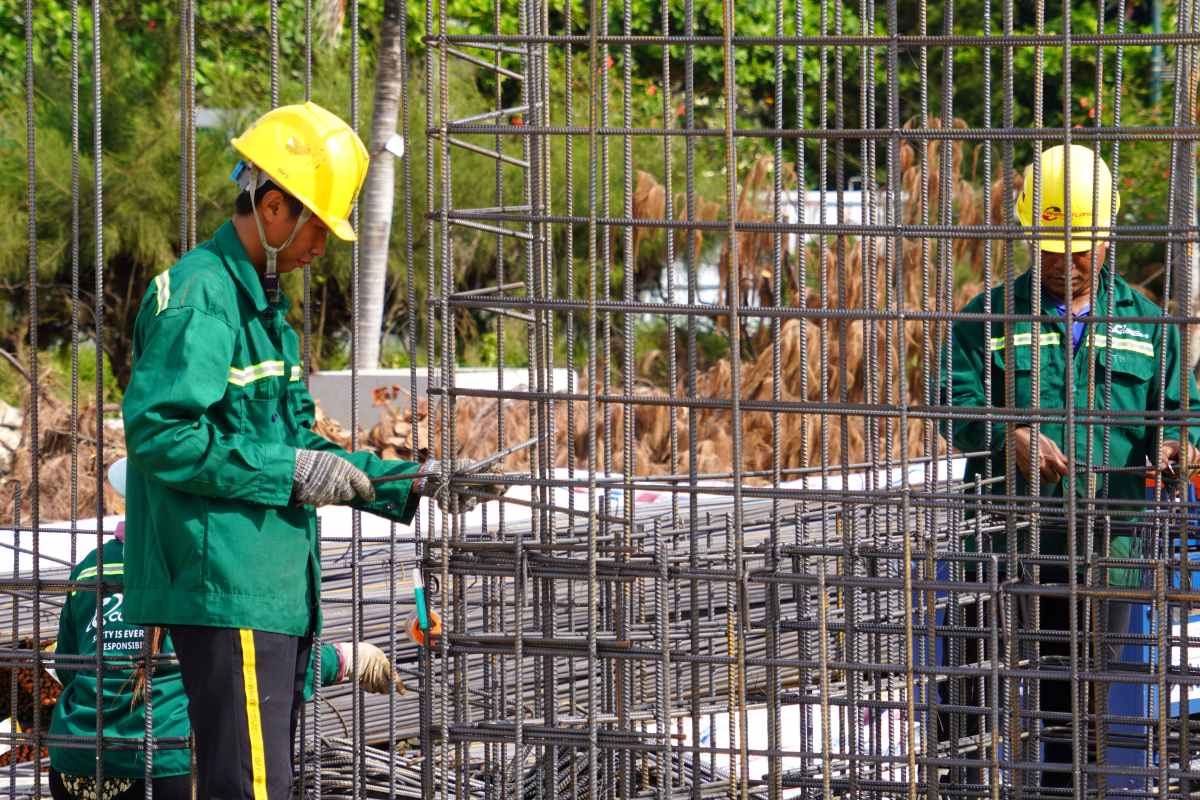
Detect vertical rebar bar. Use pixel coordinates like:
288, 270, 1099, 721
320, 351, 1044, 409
13, 2, 1200, 799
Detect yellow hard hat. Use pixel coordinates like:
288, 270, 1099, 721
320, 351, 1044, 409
1016, 144, 1121, 253
231, 101, 369, 242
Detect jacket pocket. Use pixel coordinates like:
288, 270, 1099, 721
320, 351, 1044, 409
1096, 347, 1156, 381
991, 345, 1035, 410
1096, 348, 1154, 441
237, 378, 287, 443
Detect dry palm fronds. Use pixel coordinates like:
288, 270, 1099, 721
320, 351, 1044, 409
631, 170, 721, 275
717, 155, 799, 325
359, 119, 1017, 479
0, 637, 60, 766
313, 400, 355, 451
674, 192, 721, 261
0, 377, 125, 523
632, 170, 667, 263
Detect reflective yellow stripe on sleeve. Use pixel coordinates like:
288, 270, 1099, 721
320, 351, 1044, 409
154, 271, 170, 316
228, 361, 286, 387
290, 365, 302, 382
239, 629, 269, 800
70, 564, 124, 595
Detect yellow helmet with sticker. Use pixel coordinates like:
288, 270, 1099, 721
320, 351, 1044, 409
231, 101, 369, 242
1016, 144, 1121, 253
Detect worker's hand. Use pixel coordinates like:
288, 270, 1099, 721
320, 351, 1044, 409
1011, 425, 1069, 484
292, 450, 376, 506
334, 642, 404, 694
416, 458, 507, 514
1158, 440, 1200, 472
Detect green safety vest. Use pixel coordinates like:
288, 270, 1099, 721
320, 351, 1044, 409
122, 221, 421, 636
946, 269, 1200, 587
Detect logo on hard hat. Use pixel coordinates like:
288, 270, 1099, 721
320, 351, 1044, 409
1040, 205, 1091, 222
286, 136, 311, 156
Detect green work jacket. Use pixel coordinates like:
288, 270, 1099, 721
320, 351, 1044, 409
947, 270, 1200, 585
49, 540, 343, 779
122, 221, 421, 636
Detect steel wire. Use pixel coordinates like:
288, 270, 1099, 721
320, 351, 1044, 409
11, 0, 1200, 798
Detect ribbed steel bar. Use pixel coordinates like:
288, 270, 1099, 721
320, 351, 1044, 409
8, 0, 1200, 798
428, 31, 1200, 47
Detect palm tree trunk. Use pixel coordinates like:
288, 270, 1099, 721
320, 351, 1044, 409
1166, 54, 1200, 375
355, 0, 405, 368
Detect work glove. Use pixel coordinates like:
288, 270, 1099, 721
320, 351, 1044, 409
416, 458, 507, 514
293, 450, 375, 506
334, 642, 405, 694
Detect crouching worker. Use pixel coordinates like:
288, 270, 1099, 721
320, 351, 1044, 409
48, 459, 406, 800
46, 458, 192, 800
120, 102, 501, 800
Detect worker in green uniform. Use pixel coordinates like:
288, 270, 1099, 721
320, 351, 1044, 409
120, 102, 500, 800
48, 459, 406, 800
946, 143, 1200, 788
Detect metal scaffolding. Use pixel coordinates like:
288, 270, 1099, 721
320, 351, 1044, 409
10, 0, 1200, 797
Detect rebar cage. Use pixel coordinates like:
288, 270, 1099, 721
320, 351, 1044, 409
9, 0, 1200, 796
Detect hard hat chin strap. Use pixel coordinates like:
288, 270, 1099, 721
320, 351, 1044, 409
247, 166, 312, 302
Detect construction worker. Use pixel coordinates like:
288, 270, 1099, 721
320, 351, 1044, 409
47, 459, 406, 800
120, 102, 499, 799
946, 143, 1200, 788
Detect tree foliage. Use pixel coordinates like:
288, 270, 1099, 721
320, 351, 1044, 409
0, 1, 398, 102
0, 0, 1187, 395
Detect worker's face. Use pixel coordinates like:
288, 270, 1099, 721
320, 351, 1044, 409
1039, 241, 1108, 301
257, 189, 329, 273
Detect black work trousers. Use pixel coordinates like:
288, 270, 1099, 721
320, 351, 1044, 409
170, 626, 312, 800
938, 565, 1134, 790
49, 769, 193, 800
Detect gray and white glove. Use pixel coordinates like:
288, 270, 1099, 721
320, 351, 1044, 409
416, 458, 506, 514
293, 450, 375, 506
334, 642, 404, 695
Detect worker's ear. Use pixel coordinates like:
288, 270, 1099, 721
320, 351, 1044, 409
260, 188, 287, 223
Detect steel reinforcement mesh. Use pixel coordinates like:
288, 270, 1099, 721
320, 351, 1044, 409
9, 0, 1200, 797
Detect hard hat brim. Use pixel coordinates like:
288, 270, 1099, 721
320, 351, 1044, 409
1037, 235, 1108, 254
329, 217, 357, 243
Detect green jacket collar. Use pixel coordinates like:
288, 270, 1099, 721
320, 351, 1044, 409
213, 220, 291, 314
1012, 266, 1135, 312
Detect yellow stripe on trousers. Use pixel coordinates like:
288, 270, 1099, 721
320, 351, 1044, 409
239, 629, 269, 800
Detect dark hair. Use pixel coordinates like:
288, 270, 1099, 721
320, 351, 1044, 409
235, 179, 305, 219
